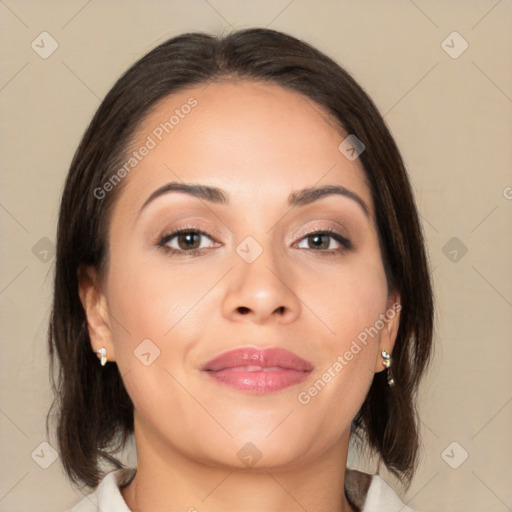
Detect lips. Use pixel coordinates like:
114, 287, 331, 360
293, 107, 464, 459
202, 347, 313, 393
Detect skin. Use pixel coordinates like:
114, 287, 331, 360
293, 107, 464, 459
79, 80, 400, 512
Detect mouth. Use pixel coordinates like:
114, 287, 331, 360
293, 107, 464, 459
201, 347, 314, 393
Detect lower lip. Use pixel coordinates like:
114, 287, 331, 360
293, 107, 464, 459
204, 368, 311, 393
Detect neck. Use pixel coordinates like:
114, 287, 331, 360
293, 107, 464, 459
121, 417, 355, 512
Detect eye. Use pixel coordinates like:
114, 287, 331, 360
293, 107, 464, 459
295, 229, 352, 253
157, 228, 219, 255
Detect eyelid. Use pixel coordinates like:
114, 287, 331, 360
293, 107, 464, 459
292, 221, 351, 242
157, 225, 219, 243
298, 227, 351, 246
159, 227, 211, 242
154, 220, 223, 243
154, 223, 222, 257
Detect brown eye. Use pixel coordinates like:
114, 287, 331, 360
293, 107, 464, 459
307, 234, 330, 250
177, 232, 201, 250
295, 230, 352, 252
158, 229, 218, 254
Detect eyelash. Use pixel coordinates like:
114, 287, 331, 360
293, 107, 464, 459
156, 226, 352, 257
156, 225, 218, 257
295, 227, 353, 254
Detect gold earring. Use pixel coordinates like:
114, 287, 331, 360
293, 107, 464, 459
381, 350, 394, 387
95, 347, 107, 366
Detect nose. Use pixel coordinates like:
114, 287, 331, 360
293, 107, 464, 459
221, 246, 301, 325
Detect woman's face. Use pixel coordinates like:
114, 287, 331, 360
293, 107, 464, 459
82, 80, 400, 470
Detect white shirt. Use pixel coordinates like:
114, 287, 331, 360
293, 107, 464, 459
66, 467, 416, 512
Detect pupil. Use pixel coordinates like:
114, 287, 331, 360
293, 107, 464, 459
178, 232, 200, 250
309, 234, 328, 250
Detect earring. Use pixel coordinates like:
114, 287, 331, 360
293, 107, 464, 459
381, 350, 394, 387
95, 347, 107, 366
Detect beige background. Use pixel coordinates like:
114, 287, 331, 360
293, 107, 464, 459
1, 1, 511, 511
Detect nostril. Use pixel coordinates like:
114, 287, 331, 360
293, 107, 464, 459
237, 306, 250, 315
275, 306, 285, 315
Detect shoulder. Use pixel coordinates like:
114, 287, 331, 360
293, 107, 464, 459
63, 467, 136, 512
346, 469, 418, 512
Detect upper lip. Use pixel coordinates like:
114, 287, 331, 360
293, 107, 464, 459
202, 347, 314, 372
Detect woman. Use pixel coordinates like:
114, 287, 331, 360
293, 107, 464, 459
47, 28, 434, 512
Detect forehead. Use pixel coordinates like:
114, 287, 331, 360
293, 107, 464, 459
115, 80, 373, 217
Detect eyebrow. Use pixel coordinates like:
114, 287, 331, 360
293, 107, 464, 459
138, 181, 370, 218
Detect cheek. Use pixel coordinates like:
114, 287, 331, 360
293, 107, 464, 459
300, 251, 389, 346
104, 254, 216, 434
105, 245, 236, 406
293, 254, 388, 418
107, 245, 219, 338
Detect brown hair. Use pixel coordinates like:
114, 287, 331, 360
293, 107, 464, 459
47, 28, 434, 491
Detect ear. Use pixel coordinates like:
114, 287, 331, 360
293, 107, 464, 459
78, 265, 117, 363
374, 292, 401, 373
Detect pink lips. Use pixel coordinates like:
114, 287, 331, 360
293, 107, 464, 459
202, 347, 314, 393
